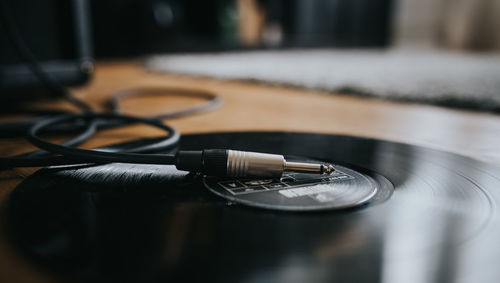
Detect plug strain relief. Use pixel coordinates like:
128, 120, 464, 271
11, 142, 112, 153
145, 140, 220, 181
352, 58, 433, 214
202, 149, 228, 175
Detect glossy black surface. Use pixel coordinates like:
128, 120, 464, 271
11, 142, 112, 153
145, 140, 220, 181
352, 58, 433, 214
5, 132, 500, 283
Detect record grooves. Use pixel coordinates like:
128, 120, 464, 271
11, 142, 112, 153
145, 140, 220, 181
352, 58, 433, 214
4, 132, 500, 283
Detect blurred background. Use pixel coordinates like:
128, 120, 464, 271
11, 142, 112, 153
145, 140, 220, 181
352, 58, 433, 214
3, 0, 499, 59
1, 0, 500, 110
91, 0, 394, 56
89, 0, 500, 56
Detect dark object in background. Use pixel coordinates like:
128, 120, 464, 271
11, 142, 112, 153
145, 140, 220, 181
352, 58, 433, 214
0, 0, 93, 94
91, 0, 223, 57
284, 0, 393, 47
91, 0, 393, 58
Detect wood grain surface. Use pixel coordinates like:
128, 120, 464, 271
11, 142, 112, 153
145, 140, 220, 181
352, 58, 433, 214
0, 60, 499, 282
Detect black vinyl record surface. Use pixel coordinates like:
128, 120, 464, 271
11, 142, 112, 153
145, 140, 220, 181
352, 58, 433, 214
4, 132, 500, 283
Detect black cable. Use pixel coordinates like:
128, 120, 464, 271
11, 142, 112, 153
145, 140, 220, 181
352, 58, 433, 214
15, 119, 98, 158
0, 88, 221, 169
26, 114, 179, 165
0, 113, 179, 168
109, 87, 223, 119
0, 2, 222, 173
0, 2, 334, 178
0, 0, 103, 164
0, 17, 327, 179
0, 109, 73, 137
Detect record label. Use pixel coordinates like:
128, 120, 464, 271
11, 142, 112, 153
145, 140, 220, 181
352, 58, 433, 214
204, 163, 392, 211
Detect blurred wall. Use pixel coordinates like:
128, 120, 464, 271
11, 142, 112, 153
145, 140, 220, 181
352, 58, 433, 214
393, 0, 500, 50
90, 0, 393, 58
89, 0, 500, 58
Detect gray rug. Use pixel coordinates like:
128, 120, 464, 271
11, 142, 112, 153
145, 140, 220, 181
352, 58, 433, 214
146, 49, 500, 112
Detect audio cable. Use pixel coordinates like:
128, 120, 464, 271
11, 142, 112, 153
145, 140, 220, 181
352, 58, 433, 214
0, 2, 334, 179
1, 111, 334, 178
2, 112, 334, 178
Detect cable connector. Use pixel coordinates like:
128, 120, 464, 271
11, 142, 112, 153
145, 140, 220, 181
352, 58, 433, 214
175, 149, 334, 178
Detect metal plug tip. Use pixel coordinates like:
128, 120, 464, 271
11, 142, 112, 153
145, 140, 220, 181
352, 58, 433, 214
321, 164, 335, 175
284, 160, 335, 175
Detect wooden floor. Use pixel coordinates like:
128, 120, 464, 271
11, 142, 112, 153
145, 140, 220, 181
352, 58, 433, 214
1, 60, 500, 282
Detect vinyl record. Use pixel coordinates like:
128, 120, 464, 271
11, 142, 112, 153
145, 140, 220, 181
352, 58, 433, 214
4, 132, 500, 283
